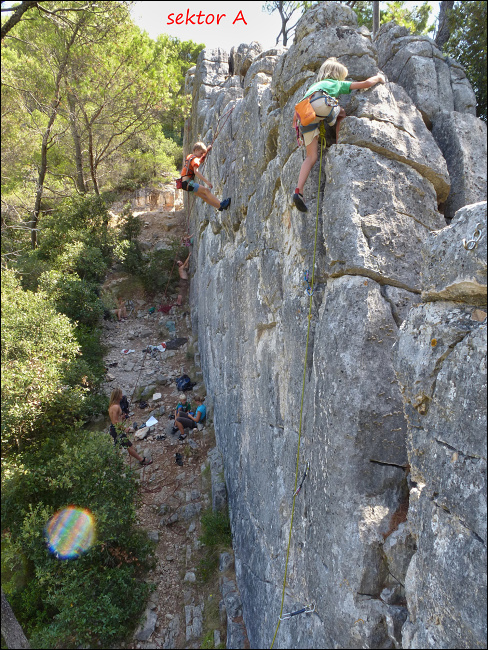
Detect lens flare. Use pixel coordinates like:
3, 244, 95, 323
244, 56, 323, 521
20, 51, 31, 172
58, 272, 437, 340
45, 507, 95, 559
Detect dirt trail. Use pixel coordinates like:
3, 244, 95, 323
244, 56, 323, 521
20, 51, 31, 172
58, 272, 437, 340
100, 202, 220, 649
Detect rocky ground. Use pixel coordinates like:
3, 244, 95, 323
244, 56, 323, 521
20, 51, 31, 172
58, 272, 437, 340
98, 200, 231, 650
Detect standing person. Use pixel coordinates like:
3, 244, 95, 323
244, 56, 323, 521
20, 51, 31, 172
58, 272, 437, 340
175, 395, 206, 441
180, 142, 231, 211
115, 297, 127, 321
176, 252, 190, 307
108, 388, 152, 466
293, 57, 386, 212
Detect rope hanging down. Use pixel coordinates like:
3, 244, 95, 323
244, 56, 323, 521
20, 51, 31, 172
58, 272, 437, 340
269, 132, 326, 648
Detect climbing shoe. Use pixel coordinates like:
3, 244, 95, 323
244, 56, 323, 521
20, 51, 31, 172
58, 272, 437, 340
218, 198, 231, 211
140, 457, 153, 466
179, 433, 187, 441
293, 190, 308, 213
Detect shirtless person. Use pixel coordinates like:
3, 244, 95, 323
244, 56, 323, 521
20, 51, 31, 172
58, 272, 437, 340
176, 251, 190, 306
108, 388, 152, 466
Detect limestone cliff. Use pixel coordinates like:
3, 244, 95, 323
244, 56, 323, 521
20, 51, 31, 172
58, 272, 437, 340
183, 4, 487, 648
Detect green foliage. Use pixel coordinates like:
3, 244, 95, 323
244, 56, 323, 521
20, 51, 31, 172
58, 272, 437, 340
54, 242, 108, 283
444, 1, 487, 121
1, 5, 203, 254
38, 270, 104, 328
2, 433, 153, 648
114, 239, 144, 274
1, 269, 83, 455
381, 1, 434, 34
197, 507, 232, 583
199, 508, 232, 548
120, 202, 143, 241
350, 1, 434, 34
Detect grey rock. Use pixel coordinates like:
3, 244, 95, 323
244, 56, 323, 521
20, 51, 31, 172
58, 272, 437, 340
147, 530, 159, 543
393, 200, 487, 649
219, 551, 234, 572
421, 201, 487, 305
180, 503, 202, 522
183, 6, 486, 650
134, 609, 158, 642
184, 571, 196, 583
432, 114, 487, 220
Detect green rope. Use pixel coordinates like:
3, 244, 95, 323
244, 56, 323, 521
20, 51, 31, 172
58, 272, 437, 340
270, 132, 325, 649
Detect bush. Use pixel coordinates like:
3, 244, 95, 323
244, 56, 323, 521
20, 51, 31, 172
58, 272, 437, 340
2, 432, 153, 648
38, 270, 104, 328
114, 239, 144, 274
54, 241, 108, 283
1, 269, 83, 455
197, 507, 232, 583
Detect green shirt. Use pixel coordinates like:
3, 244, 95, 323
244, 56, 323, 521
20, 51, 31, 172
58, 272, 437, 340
301, 78, 352, 101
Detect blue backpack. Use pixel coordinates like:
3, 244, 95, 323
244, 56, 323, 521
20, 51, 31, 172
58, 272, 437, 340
176, 375, 193, 391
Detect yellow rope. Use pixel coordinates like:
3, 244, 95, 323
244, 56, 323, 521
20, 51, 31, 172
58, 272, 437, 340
270, 132, 325, 648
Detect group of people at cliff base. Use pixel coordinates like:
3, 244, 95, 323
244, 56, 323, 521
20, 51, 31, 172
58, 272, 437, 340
181, 57, 385, 215
108, 388, 207, 462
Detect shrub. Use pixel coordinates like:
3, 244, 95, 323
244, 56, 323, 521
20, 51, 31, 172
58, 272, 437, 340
2, 432, 153, 648
38, 270, 104, 328
1, 269, 82, 455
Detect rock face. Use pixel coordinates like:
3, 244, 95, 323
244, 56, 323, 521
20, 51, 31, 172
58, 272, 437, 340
183, 4, 487, 649
393, 201, 487, 649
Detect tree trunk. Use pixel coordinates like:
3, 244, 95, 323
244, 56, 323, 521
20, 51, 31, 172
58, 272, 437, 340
1, 0, 39, 41
67, 92, 86, 193
30, 19, 84, 247
86, 127, 100, 195
372, 0, 380, 37
1, 588, 30, 649
435, 0, 455, 49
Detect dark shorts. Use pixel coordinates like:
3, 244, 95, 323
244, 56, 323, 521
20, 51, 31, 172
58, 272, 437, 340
179, 278, 189, 301
109, 424, 132, 448
176, 415, 194, 429
181, 179, 200, 193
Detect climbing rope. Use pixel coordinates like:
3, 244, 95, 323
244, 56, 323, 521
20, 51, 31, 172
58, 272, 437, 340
270, 131, 326, 649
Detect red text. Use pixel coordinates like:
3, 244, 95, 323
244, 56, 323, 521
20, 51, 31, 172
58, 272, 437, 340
167, 10, 226, 26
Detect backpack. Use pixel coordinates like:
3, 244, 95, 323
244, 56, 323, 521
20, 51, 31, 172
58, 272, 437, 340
119, 395, 130, 415
175, 154, 198, 189
176, 374, 194, 391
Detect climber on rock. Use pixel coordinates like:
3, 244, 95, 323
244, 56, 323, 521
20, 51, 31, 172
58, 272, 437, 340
293, 57, 386, 213
179, 142, 231, 212
176, 251, 190, 306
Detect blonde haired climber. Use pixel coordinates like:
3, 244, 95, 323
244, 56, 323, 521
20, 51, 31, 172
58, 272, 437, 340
293, 57, 386, 212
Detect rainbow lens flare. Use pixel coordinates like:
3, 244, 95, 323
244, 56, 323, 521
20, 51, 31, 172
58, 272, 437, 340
45, 507, 95, 559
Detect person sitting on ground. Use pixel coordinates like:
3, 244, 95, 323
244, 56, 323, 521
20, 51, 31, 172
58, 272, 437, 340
174, 393, 191, 419
115, 297, 128, 321
293, 57, 386, 213
108, 388, 152, 466
180, 142, 231, 212
175, 395, 206, 440
176, 252, 190, 307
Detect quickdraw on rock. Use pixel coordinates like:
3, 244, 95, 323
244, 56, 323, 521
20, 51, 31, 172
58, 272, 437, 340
293, 461, 310, 498
463, 223, 483, 250
279, 603, 315, 621
304, 270, 313, 296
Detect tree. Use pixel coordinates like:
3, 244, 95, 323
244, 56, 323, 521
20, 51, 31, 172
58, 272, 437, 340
434, 0, 455, 48
263, 1, 305, 46
442, 1, 487, 121
1, 0, 40, 41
